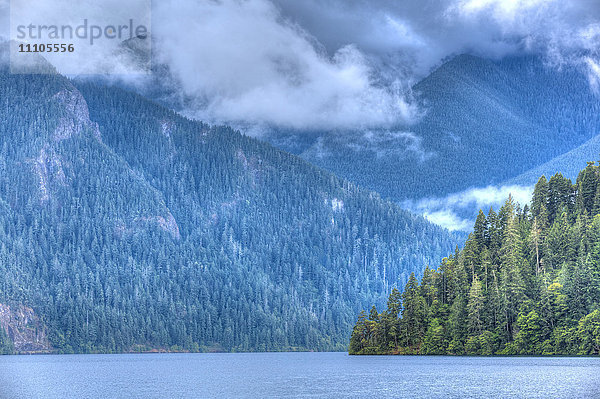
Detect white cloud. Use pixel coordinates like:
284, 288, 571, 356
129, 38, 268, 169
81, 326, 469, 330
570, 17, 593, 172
150, 0, 598, 131
152, 0, 419, 130
4, 0, 599, 131
404, 184, 534, 231
454, 0, 552, 19
422, 209, 473, 232
585, 58, 600, 93
277, 0, 600, 77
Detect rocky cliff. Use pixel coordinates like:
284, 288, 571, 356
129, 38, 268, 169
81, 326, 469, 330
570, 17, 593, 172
0, 304, 52, 354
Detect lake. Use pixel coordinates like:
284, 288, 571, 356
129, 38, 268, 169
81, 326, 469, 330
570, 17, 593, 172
0, 352, 598, 398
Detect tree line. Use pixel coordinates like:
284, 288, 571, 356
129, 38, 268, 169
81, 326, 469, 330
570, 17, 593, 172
350, 164, 600, 355
0, 65, 458, 353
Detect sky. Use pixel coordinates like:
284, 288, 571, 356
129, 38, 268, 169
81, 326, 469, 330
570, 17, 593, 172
152, 0, 600, 130
2, 0, 599, 230
2, 0, 599, 130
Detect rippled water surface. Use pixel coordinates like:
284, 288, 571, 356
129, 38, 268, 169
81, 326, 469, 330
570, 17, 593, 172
1, 352, 599, 398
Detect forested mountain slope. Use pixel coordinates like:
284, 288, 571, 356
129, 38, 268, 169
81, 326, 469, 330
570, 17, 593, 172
350, 164, 600, 355
507, 134, 600, 186
0, 57, 458, 353
269, 54, 600, 201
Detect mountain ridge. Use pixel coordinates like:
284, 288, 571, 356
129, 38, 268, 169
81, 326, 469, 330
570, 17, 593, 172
507, 133, 600, 186
0, 59, 459, 353
267, 54, 600, 202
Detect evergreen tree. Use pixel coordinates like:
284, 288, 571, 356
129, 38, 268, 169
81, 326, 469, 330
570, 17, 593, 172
401, 274, 426, 349
467, 274, 484, 335
499, 199, 526, 339
350, 162, 600, 355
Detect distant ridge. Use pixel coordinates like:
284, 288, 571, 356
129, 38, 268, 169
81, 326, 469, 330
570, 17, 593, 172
267, 54, 600, 201
507, 133, 600, 185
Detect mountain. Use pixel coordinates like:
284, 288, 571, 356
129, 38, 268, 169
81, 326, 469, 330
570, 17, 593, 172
507, 134, 600, 186
267, 54, 600, 201
0, 56, 458, 353
350, 163, 600, 356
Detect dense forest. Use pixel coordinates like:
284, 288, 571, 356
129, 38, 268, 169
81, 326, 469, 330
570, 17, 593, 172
350, 165, 600, 355
0, 53, 458, 354
268, 55, 600, 202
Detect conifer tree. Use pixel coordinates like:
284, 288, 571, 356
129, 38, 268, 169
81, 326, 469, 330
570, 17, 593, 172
473, 210, 489, 248
401, 273, 425, 348
532, 176, 549, 220
467, 274, 484, 335
500, 199, 527, 338
351, 162, 600, 356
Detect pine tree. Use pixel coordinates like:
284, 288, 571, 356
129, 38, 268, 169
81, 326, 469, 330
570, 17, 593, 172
531, 176, 549, 220
592, 184, 600, 216
473, 210, 489, 248
348, 311, 368, 354
548, 173, 574, 223
499, 198, 526, 340
576, 162, 598, 215
351, 162, 600, 356
577, 309, 600, 355
401, 273, 425, 349
467, 274, 484, 335
385, 288, 402, 349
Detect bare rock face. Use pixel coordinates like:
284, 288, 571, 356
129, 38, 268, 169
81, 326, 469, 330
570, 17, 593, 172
0, 303, 52, 354
31, 146, 67, 202
29, 87, 101, 202
53, 89, 102, 142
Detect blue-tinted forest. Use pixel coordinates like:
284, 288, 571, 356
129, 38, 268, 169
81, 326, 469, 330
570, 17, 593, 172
0, 63, 457, 353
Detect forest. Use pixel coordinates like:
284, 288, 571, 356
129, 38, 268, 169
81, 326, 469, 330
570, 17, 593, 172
277, 55, 600, 203
350, 165, 600, 355
0, 57, 457, 354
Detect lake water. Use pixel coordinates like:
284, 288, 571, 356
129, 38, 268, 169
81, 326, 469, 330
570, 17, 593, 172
0, 352, 598, 398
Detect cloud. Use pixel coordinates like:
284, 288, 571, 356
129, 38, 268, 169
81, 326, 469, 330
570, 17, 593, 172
0, 0, 7, 41
3, 0, 599, 130
344, 130, 433, 161
152, 0, 419, 130
585, 57, 600, 93
404, 184, 534, 231
451, 0, 554, 23
422, 209, 474, 232
275, 0, 600, 76
191, 0, 598, 132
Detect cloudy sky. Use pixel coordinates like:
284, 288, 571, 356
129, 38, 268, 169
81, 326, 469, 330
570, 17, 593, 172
2, 0, 599, 230
2, 0, 599, 130
152, 0, 600, 130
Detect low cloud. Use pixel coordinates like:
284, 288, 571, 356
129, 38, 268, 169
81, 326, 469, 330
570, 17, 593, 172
586, 58, 600, 93
404, 185, 534, 231
347, 131, 433, 161
2, 0, 599, 131
152, 0, 419, 131
276, 0, 600, 76
161, 0, 599, 131
422, 209, 474, 233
